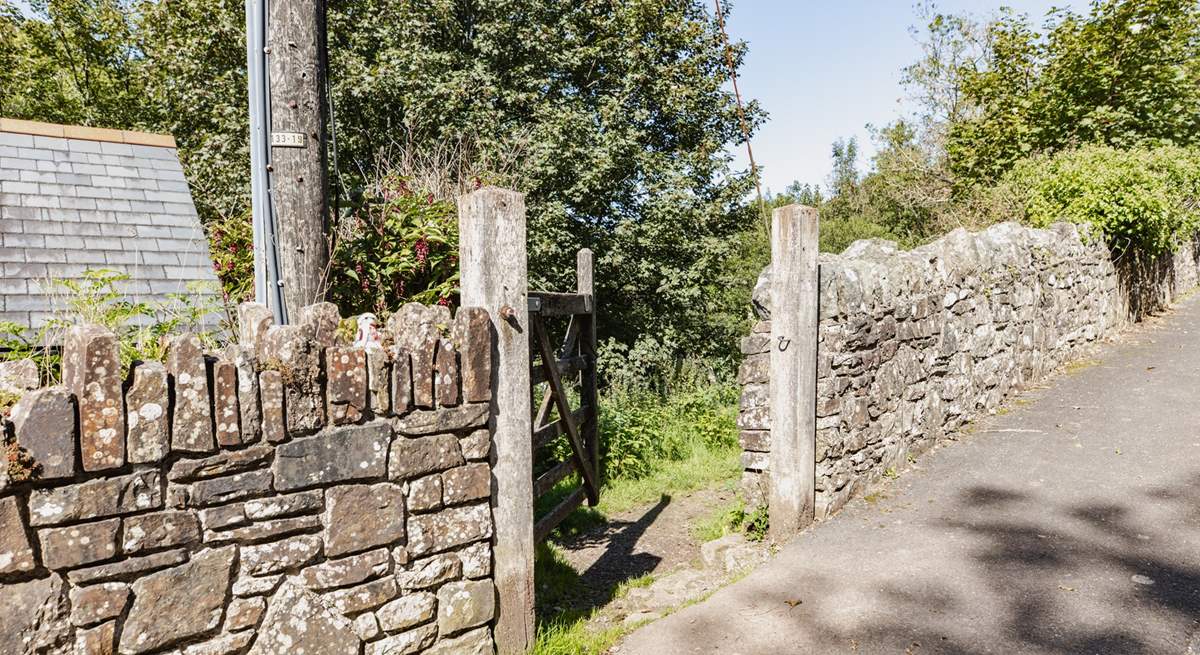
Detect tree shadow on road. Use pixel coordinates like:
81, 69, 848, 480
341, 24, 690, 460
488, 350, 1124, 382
660, 472, 1200, 654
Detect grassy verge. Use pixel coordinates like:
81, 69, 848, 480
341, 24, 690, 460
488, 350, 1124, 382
530, 381, 744, 654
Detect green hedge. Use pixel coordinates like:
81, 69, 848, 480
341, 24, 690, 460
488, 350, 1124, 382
1003, 145, 1200, 255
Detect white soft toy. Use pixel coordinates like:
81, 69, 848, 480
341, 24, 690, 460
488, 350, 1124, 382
354, 313, 384, 350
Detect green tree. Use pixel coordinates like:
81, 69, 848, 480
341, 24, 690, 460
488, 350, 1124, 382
948, 0, 1200, 186
0, 0, 762, 367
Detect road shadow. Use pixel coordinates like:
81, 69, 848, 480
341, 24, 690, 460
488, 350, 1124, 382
651, 473, 1200, 654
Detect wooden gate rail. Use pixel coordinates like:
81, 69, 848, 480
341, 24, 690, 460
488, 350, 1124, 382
529, 250, 601, 542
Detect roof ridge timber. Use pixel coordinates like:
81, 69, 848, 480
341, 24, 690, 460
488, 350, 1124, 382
0, 117, 176, 148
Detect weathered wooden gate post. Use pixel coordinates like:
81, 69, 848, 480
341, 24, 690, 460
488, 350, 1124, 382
577, 249, 601, 486
458, 187, 535, 654
769, 204, 819, 540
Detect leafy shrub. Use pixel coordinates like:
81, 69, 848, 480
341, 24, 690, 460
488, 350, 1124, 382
206, 210, 255, 304
330, 175, 460, 316
595, 381, 738, 482
206, 175, 463, 318
596, 391, 667, 481
1003, 145, 1200, 255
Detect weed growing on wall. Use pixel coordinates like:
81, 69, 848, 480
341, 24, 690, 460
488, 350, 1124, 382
0, 270, 223, 383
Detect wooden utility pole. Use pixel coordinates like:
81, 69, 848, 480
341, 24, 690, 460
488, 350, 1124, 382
267, 0, 330, 312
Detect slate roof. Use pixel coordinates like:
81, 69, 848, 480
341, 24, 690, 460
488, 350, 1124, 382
0, 119, 218, 329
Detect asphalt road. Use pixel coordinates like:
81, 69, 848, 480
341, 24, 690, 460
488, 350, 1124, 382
619, 296, 1200, 655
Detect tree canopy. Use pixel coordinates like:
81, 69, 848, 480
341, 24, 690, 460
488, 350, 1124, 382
0, 0, 763, 366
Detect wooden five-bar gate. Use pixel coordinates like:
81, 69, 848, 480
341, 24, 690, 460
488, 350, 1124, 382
528, 249, 601, 541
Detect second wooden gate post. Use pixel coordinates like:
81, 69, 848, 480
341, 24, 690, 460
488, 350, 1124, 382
458, 187, 535, 654
769, 204, 819, 539
577, 249, 600, 490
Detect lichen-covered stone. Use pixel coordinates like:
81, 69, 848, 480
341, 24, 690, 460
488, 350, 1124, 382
436, 578, 495, 634
452, 307, 492, 403
204, 515, 320, 545
390, 303, 446, 409
391, 347, 414, 415
0, 495, 36, 575
212, 358, 242, 447
28, 470, 160, 526
364, 623, 437, 655
300, 547, 390, 591
298, 301, 342, 347
395, 552, 462, 590
183, 631, 254, 655
75, 619, 116, 654
388, 434, 464, 480
323, 482, 405, 557
424, 626, 493, 655
352, 612, 381, 641
224, 595, 266, 631
120, 546, 235, 654
393, 403, 488, 436
168, 444, 273, 482
67, 548, 188, 585
0, 574, 70, 653
122, 510, 200, 555
407, 474, 443, 512
126, 362, 170, 464
38, 518, 120, 569
243, 489, 323, 520
442, 463, 491, 505
273, 422, 390, 491
326, 346, 367, 425
0, 357, 38, 395
324, 575, 398, 615
231, 573, 283, 597
248, 579, 359, 655
184, 469, 273, 507
166, 333, 214, 453
434, 338, 460, 407
69, 582, 128, 627
376, 591, 436, 632
407, 503, 491, 557
458, 540, 492, 579
460, 428, 491, 461
259, 369, 286, 443
9, 386, 75, 479
228, 344, 263, 444
261, 325, 324, 434
240, 534, 322, 576
367, 347, 391, 416
237, 301, 274, 355
63, 324, 125, 470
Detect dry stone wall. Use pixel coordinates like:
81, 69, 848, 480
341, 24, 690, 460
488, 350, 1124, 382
739, 222, 1200, 520
0, 301, 497, 655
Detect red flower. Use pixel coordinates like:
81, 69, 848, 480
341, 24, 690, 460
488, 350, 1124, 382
414, 238, 429, 266
437, 297, 449, 307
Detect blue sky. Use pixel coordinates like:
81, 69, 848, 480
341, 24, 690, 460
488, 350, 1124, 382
727, 0, 1079, 195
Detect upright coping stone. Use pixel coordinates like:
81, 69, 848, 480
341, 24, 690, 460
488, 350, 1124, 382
10, 386, 77, 479
166, 333, 215, 453
62, 325, 125, 471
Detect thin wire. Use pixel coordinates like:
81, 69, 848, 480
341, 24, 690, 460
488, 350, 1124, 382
712, 0, 767, 230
